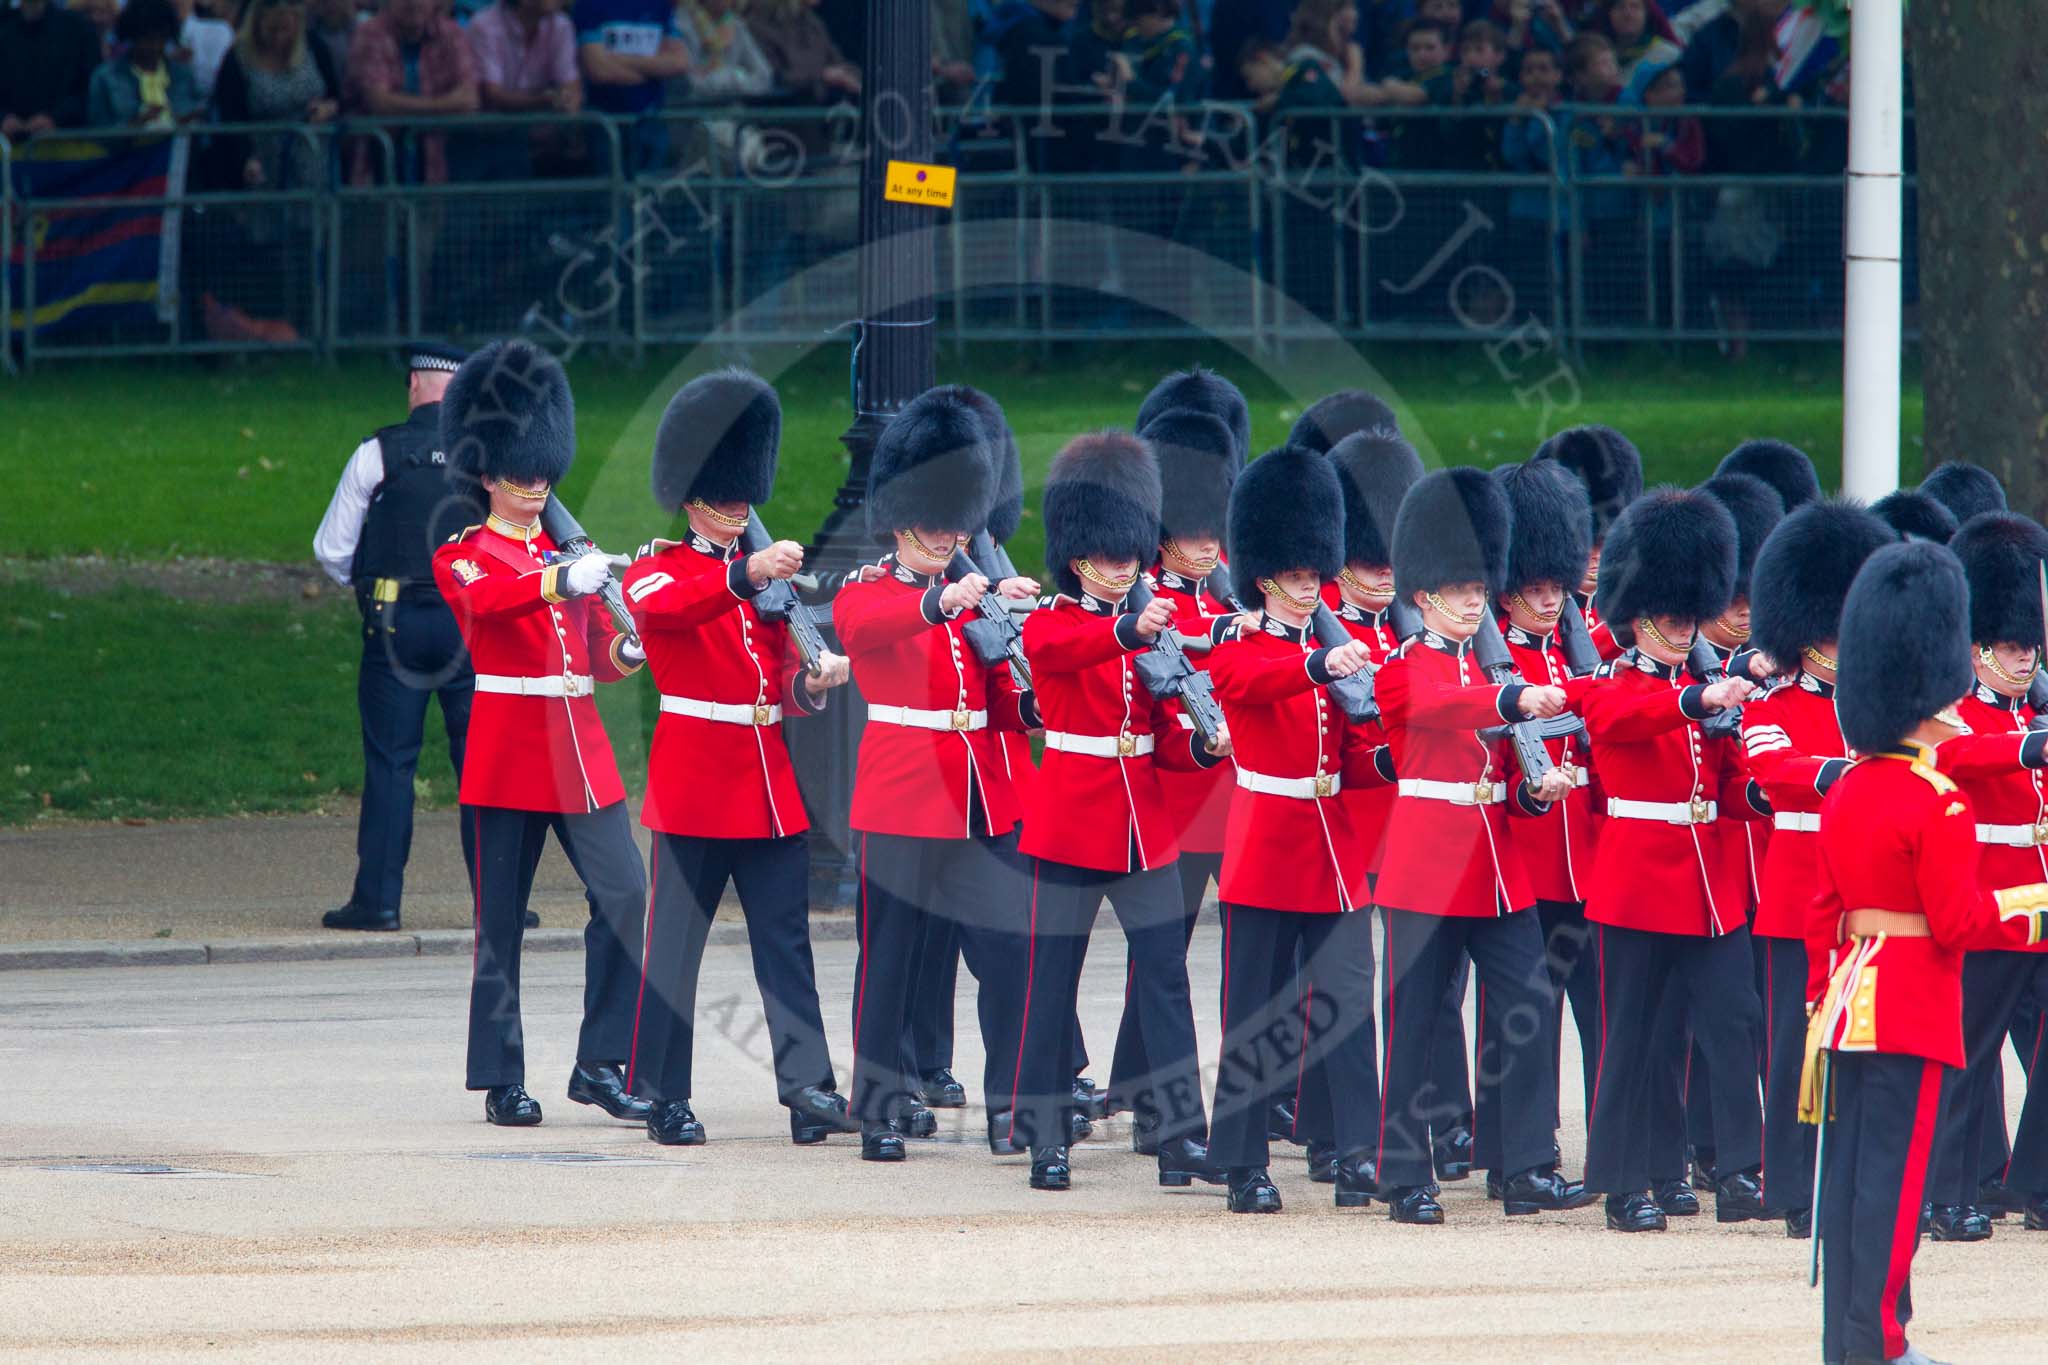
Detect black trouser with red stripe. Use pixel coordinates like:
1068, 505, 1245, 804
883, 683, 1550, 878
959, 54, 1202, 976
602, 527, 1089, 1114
1212, 903, 1380, 1171
1378, 907, 1555, 1191
1012, 859, 1206, 1151
1819, 1051, 1943, 1364
1475, 898, 1596, 1174
1108, 850, 1220, 1112
465, 800, 647, 1090
625, 832, 835, 1106
1759, 933, 1817, 1212
1926, 949, 2040, 1207
2006, 972, 2048, 1195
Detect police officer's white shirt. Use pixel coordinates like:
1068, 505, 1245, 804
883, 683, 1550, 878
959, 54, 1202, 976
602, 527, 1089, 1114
312, 438, 385, 587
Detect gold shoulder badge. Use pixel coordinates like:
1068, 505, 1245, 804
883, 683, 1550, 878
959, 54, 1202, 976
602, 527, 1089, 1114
1908, 759, 1958, 795
451, 558, 485, 586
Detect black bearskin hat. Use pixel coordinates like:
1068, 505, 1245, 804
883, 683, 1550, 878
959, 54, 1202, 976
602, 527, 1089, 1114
1697, 471, 1785, 601
1135, 367, 1250, 472
866, 388, 995, 539
1328, 431, 1424, 570
1921, 461, 2008, 526
1392, 466, 1512, 602
1870, 489, 1959, 544
1533, 424, 1642, 542
1593, 487, 1738, 646
950, 386, 1024, 543
441, 338, 575, 487
1837, 541, 1973, 754
1716, 439, 1822, 512
1042, 431, 1163, 600
1496, 459, 1593, 594
1228, 445, 1345, 589
1952, 512, 2048, 650
650, 367, 779, 514
1143, 406, 1238, 543
1288, 389, 1400, 455
1749, 499, 1894, 669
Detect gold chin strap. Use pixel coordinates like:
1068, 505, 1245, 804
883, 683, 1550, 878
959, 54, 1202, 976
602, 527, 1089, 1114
1979, 646, 2034, 689
689, 498, 750, 530
897, 528, 959, 565
1717, 619, 1752, 641
1509, 590, 1561, 624
1934, 703, 1968, 730
1803, 644, 1838, 673
1637, 616, 1687, 654
1339, 567, 1395, 603
1257, 576, 1321, 614
1424, 590, 1483, 626
495, 479, 550, 506
1076, 558, 1138, 594
1164, 538, 1219, 575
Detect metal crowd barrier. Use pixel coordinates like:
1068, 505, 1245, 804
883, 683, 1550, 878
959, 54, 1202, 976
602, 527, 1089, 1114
0, 102, 1914, 369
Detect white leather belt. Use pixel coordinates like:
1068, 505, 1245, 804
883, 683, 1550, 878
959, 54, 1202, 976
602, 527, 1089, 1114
868, 704, 988, 732
1236, 767, 1340, 799
1044, 730, 1154, 758
475, 672, 593, 698
1775, 812, 1820, 833
1608, 797, 1718, 825
660, 695, 782, 726
1399, 777, 1507, 806
1977, 822, 2048, 848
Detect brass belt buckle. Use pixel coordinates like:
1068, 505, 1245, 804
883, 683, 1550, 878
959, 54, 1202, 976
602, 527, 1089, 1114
1116, 732, 1137, 757
2031, 818, 2048, 847
950, 708, 972, 730
1473, 781, 1495, 805
1689, 797, 1710, 824
1314, 773, 1334, 798
753, 705, 773, 726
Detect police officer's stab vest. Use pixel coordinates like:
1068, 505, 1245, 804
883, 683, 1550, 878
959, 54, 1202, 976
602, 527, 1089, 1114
351, 402, 485, 589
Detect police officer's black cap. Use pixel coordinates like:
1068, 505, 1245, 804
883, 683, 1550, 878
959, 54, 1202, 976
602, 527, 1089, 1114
1136, 367, 1251, 473
1920, 461, 2008, 526
1142, 406, 1236, 543
1696, 471, 1785, 600
1593, 486, 1738, 647
1837, 541, 1974, 754
866, 387, 996, 539
1496, 458, 1593, 595
1749, 499, 1895, 669
1228, 444, 1344, 589
1288, 389, 1401, 455
1951, 511, 2048, 650
1392, 465, 1511, 601
440, 339, 575, 488
406, 342, 468, 375
651, 367, 780, 514
1330, 430, 1424, 571
1532, 424, 1642, 542
1716, 438, 1822, 512
1042, 431, 1162, 601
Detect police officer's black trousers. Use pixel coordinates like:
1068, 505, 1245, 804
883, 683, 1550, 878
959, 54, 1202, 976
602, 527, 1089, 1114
352, 599, 475, 916
849, 829, 1026, 1123
465, 800, 647, 1090
1380, 908, 1556, 1190
1926, 949, 2039, 1206
1818, 1051, 1942, 1365
1760, 932, 1818, 1212
1212, 904, 1380, 1172
625, 832, 835, 1107
1010, 859, 1206, 1151
1585, 923, 1762, 1193
1107, 849, 1219, 1111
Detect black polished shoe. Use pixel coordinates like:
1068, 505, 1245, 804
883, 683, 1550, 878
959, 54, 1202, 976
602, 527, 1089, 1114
2026, 1195, 2048, 1232
1307, 1139, 1338, 1184
1266, 1098, 1300, 1145
1334, 1151, 1379, 1208
1977, 1179, 2022, 1219
1927, 1204, 1993, 1242
1227, 1167, 1283, 1213
987, 1111, 1029, 1155
567, 1063, 653, 1122
860, 1120, 905, 1162
323, 903, 399, 931
1029, 1145, 1072, 1190
1605, 1191, 1667, 1232
896, 1100, 938, 1139
1433, 1123, 1475, 1182
1653, 1177, 1701, 1217
1485, 1171, 1503, 1201
1503, 1166, 1594, 1216
647, 1099, 706, 1146
1688, 1146, 1719, 1191
1386, 1184, 1445, 1225
523, 909, 540, 928
1131, 1112, 1162, 1157
484, 1084, 542, 1126
1156, 1135, 1227, 1187
1068, 1110, 1094, 1144
919, 1068, 967, 1109
787, 1087, 858, 1144
1073, 1077, 1108, 1122
1716, 1169, 1767, 1223
1785, 1205, 1814, 1239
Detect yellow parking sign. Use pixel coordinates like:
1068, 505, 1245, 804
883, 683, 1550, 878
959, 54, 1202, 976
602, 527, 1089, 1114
883, 160, 956, 208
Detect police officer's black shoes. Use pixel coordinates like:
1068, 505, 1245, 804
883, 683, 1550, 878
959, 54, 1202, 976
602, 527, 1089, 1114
1227, 1167, 1283, 1213
860, 1120, 905, 1162
1385, 1184, 1444, 1225
1433, 1123, 1475, 1181
1307, 1139, 1338, 1183
1715, 1169, 1767, 1223
1156, 1136, 1226, 1187
1653, 1177, 1701, 1217
1333, 1152, 1379, 1208
568, 1063, 653, 1121
1029, 1146, 1072, 1190
647, 1100, 705, 1145
323, 903, 399, 931
1605, 1191, 1667, 1232
484, 1085, 542, 1126
1785, 1205, 1814, 1239
787, 1087, 858, 1144
918, 1068, 967, 1108
1927, 1204, 1992, 1242
1502, 1166, 1593, 1216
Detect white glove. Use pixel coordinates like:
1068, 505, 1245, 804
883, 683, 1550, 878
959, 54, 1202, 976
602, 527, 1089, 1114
564, 553, 612, 597
619, 638, 645, 665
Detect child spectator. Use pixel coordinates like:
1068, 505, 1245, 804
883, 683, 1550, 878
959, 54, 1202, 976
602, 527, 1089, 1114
1501, 41, 1565, 220
88, 0, 205, 127
1593, 0, 1679, 88
346, 0, 479, 184
1207, 0, 1290, 100
1492, 0, 1573, 62
1240, 34, 1342, 167
1628, 60, 1702, 174
1565, 30, 1642, 319
0, 0, 103, 137
1281, 0, 1374, 106
1438, 18, 1516, 169
1380, 18, 1453, 104
1119, 0, 1201, 105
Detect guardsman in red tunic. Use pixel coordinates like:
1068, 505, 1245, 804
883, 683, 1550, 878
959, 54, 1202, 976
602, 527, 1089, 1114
1717, 436, 1824, 516
1804, 539, 2048, 1365
835, 389, 1038, 1163
1205, 446, 1390, 1215
1009, 432, 1232, 1191
1740, 499, 1894, 1237
1373, 467, 1588, 1226
430, 340, 651, 1129
1533, 424, 1643, 662
619, 370, 859, 1149
1578, 488, 1769, 1231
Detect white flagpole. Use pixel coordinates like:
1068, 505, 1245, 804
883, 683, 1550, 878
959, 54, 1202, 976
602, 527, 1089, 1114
1840, 0, 1906, 501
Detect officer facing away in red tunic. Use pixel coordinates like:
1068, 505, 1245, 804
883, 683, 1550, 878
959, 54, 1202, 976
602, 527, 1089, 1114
431, 339, 652, 1129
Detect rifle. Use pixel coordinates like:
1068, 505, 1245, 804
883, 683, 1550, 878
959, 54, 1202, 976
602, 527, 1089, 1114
971, 531, 1039, 624
1309, 604, 1380, 724
539, 496, 638, 648
1474, 613, 1586, 793
1125, 577, 1228, 748
1687, 637, 1746, 740
1556, 595, 1604, 676
2030, 673, 2048, 734
1205, 559, 1248, 612
740, 511, 831, 674
948, 543, 1034, 690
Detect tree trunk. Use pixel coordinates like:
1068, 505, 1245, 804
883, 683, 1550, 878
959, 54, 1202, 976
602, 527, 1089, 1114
1911, 2, 2048, 517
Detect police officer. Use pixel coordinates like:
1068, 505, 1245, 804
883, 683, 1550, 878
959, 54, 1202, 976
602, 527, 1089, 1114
314, 344, 485, 933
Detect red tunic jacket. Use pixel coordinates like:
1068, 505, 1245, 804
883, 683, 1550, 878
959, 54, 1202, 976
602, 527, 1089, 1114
1373, 631, 1544, 920
1018, 593, 1219, 873
1809, 743, 2047, 1066
1323, 583, 1402, 876
1707, 639, 1769, 914
1741, 674, 1852, 940
1937, 686, 2048, 891
836, 556, 1036, 840
1152, 566, 1240, 855
1580, 592, 1623, 661
1502, 622, 1600, 904
1209, 616, 1381, 914
433, 515, 638, 814
622, 532, 822, 841
1579, 651, 1767, 937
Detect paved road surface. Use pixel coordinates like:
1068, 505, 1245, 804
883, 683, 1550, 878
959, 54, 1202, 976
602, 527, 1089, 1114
2, 933, 2042, 1361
